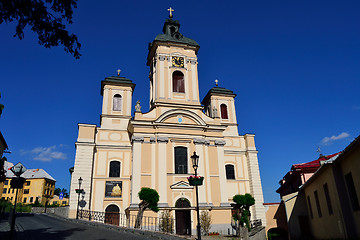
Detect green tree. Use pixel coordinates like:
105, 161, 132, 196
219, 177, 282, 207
54, 187, 61, 196
0, 0, 81, 58
54, 188, 69, 197
232, 193, 255, 238
0, 156, 6, 182
134, 187, 159, 228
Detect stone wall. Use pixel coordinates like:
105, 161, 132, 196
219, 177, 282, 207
31, 206, 69, 218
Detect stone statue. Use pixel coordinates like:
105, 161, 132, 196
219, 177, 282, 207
135, 100, 141, 112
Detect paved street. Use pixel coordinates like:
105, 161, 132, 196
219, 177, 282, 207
0, 213, 186, 240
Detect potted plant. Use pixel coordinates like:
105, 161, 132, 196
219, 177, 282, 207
187, 175, 204, 186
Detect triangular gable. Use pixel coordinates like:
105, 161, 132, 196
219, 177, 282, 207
170, 181, 193, 189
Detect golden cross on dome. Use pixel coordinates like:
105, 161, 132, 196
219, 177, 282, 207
215, 79, 219, 86
168, 7, 174, 18
117, 69, 121, 76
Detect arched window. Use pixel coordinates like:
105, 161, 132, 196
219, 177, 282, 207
109, 161, 121, 177
220, 104, 228, 119
113, 94, 122, 111
225, 164, 235, 180
174, 147, 187, 174
173, 71, 185, 93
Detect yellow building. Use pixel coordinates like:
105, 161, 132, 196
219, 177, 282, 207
70, 14, 266, 235
279, 135, 360, 240
0, 131, 9, 196
0, 162, 56, 205
301, 135, 360, 239
49, 195, 69, 206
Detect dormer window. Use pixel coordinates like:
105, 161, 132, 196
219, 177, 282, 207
173, 71, 185, 93
113, 94, 122, 111
220, 104, 228, 119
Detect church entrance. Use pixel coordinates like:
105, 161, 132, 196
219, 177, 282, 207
175, 198, 191, 235
105, 204, 119, 226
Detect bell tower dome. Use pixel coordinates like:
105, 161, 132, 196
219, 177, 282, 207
147, 16, 202, 110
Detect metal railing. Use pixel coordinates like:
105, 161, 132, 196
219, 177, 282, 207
78, 209, 175, 233
250, 219, 262, 229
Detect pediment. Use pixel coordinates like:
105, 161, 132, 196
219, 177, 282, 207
170, 181, 193, 189
155, 109, 206, 126
163, 115, 197, 125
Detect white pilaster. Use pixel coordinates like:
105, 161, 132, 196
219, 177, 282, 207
215, 140, 230, 206
194, 141, 207, 206
126, 90, 131, 116
157, 137, 169, 207
246, 151, 266, 226
204, 141, 212, 205
102, 88, 109, 114
151, 137, 156, 189
159, 56, 165, 99
191, 60, 197, 101
69, 143, 95, 215
130, 136, 143, 207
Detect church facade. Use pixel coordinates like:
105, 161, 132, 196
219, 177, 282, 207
69, 16, 266, 234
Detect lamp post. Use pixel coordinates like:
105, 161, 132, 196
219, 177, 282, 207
76, 177, 83, 219
191, 151, 201, 240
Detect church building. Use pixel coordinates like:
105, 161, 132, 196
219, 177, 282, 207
69, 12, 266, 234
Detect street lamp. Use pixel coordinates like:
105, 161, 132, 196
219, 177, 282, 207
191, 151, 201, 240
76, 177, 83, 219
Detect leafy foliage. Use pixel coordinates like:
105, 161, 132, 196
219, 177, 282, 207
0, 199, 13, 213
159, 210, 174, 233
134, 187, 159, 228
0, 0, 81, 58
54, 187, 69, 198
32, 198, 44, 207
200, 210, 212, 235
232, 193, 255, 232
0, 156, 7, 182
16, 203, 32, 212
138, 187, 159, 212
233, 193, 255, 209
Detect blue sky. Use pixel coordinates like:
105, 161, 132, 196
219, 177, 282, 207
1, 1, 359, 202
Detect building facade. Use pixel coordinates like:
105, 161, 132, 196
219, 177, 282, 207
1, 162, 56, 205
69, 16, 266, 234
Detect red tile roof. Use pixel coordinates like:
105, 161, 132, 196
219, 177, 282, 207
291, 152, 341, 172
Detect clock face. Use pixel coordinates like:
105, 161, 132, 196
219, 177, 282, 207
172, 57, 184, 68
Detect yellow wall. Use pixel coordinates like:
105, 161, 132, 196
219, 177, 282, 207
0, 177, 55, 205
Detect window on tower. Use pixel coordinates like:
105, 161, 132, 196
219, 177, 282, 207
113, 94, 122, 111
173, 71, 185, 93
174, 147, 187, 174
109, 161, 121, 177
220, 104, 228, 119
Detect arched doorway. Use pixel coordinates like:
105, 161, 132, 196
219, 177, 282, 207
105, 204, 120, 226
175, 198, 191, 235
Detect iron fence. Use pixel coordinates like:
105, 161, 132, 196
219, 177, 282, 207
78, 209, 175, 233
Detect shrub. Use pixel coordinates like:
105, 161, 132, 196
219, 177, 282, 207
159, 210, 174, 233
0, 199, 13, 212
200, 210, 212, 235
15, 203, 31, 213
